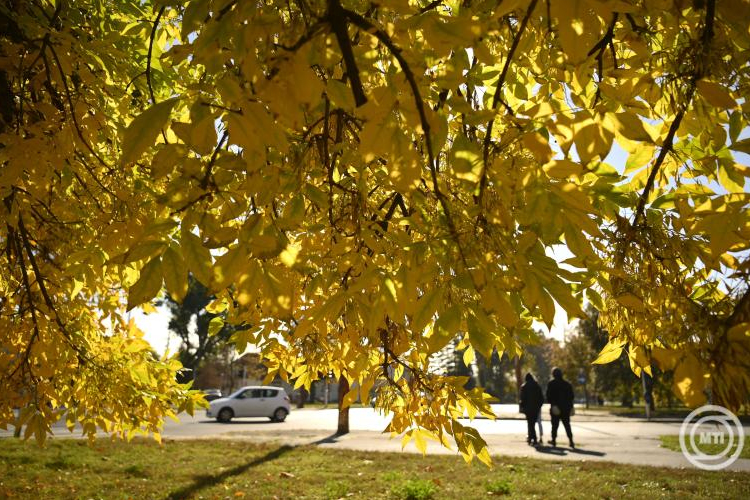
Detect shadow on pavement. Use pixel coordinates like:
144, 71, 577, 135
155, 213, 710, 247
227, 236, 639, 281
532, 445, 566, 456
569, 447, 606, 457
533, 445, 606, 457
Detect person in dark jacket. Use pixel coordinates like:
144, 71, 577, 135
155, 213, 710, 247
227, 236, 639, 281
546, 367, 575, 448
519, 372, 544, 445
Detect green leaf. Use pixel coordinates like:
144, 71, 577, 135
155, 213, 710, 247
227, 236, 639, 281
121, 98, 178, 165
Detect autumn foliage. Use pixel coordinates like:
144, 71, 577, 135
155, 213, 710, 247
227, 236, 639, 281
1, 0, 749, 462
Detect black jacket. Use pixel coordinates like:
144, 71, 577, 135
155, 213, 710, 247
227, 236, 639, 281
546, 378, 574, 414
519, 379, 544, 415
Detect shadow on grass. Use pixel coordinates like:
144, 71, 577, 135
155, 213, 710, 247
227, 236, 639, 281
165, 433, 340, 499
166, 444, 294, 499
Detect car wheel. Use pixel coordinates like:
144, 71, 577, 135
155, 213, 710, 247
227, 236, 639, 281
271, 408, 288, 422
217, 407, 234, 423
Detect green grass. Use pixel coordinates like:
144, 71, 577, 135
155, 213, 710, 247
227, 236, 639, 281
660, 435, 750, 460
0, 438, 748, 499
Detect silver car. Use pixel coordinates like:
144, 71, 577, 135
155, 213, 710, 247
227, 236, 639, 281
206, 386, 291, 423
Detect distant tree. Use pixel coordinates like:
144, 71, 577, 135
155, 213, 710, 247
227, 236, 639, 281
524, 335, 562, 391
161, 276, 239, 384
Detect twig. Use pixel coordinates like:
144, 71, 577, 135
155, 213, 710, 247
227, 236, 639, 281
200, 130, 229, 190
588, 13, 619, 107
344, 9, 471, 273
47, 43, 109, 168
477, 0, 538, 207
147, 6, 168, 142
632, 0, 714, 225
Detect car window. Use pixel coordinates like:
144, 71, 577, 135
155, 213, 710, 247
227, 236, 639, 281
263, 389, 279, 398
249, 389, 263, 398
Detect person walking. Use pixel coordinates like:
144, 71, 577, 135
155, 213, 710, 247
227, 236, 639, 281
519, 373, 544, 446
536, 411, 543, 443
546, 367, 575, 448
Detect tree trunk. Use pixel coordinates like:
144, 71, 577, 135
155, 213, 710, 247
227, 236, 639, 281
336, 376, 350, 435
641, 371, 654, 419
297, 387, 308, 408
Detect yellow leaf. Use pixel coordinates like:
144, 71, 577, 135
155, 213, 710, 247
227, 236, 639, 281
697, 80, 736, 109
127, 257, 163, 311
672, 353, 707, 407
651, 346, 679, 371
181, 231, 212, 286
212, 244, 249, 291
592, 339, 625, 365
208, 317, 224, 337
463, 345, 475, 366
467, 308, 497, 358
522, 132, 552, 164
543, 159, 584, 179
430, 305, 461, 353
413, 428, 428, 454
615, 292, 646, 312
121, 98, 178, 165
162, 245, 188, 302
341, 387, 359, 409
610, 113, 653, 143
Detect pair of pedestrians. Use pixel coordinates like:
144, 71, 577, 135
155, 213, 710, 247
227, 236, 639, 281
519, 368, 575, 448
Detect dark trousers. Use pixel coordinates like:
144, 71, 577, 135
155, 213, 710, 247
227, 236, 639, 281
551, 413, 573, 443
525, 412, 539, 443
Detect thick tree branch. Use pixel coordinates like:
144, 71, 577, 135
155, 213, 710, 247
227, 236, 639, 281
329, 0, 367, 106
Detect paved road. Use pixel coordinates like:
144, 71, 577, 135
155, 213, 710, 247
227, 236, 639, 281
4, 405, 750, 472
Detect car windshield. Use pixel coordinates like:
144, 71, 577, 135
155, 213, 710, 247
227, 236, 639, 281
228, 388, 250, 398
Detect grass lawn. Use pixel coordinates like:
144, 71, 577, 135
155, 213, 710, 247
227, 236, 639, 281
660, 435, 750, 460
1, 438, 748, 499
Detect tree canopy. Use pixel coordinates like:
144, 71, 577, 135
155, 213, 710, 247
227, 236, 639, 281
1, 0, 749, 463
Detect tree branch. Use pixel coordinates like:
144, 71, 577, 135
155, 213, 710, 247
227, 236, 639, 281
329, 0, 367, 106
477, 0, 538, 207
200, 130, 229, 190
632, 0, 714, 225
344, 8, 471, 273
